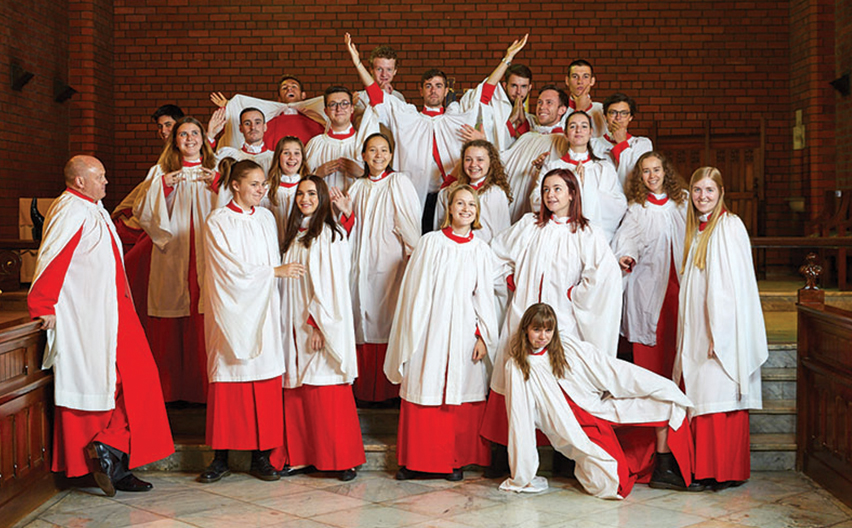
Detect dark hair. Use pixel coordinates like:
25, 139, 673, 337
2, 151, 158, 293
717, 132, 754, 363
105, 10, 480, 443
219, 158, 264, 196
239, 107, 265, 122
281, 175, 343, 251
536, 168, 589, 232
506, 64, 533, 83
564, 111, 601, 161
625, 151, 687, 206
278, 75, 304, 92
509, 303, 568, 381
369, 45, 399, 67
360, 133, 394, 177
421, 68, 448, 85
151, 104, 184, 122
459, 139, 512, 203
568, 59, 594, 76
267, 136, 308, 206
602, 93, 636, 115
323, 85, 353, 106
538, 84, 569, 109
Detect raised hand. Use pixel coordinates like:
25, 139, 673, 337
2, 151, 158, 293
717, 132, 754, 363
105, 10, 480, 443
329, 186, 353, 217
504, 33, 529, 62
459, 124, 486, 142
207, 107, 227, 140
210, 92, 229, 108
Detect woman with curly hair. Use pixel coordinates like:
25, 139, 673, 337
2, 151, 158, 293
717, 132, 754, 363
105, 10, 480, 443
611, 151, 687, 378
434, 140, 512, 242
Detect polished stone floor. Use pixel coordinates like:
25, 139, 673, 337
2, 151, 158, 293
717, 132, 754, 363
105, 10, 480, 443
12, 470, 852, 528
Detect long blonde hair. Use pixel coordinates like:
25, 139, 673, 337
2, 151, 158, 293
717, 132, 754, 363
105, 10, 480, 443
509, 303, 568, 381
267, 136, 309, 206
156, 117, 217, 173
682, 166, 727, 272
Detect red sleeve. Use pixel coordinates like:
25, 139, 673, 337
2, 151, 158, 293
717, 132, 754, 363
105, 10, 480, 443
209, 172, 222, 193
475, 326, 481, 338
339, 213, 355, 235
507, 274, 516, 292
208, 137, 217, 149
507, 119, 531, 138
27, 227, 84, 319
610, 140, 629, 164
306, 314, 318, 328
480, 83, 497, 104
366, 82, 385, 106
162, 174, 175, 198
567, 285, 574, 301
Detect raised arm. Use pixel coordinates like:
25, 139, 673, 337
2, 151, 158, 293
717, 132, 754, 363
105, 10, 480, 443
345, 33, 376, 88
485, 34, 529, 87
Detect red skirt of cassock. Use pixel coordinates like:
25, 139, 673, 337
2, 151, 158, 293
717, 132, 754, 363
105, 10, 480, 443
52, 282, 174, 478
142, 221, 207, 403
398, 399, 491, 474
270, 384, 365, 471
114, 217, 146, 253
631, 257, 679, 379
353, 343, 399, 402
691, 410, 750, 482
562, 393, 694, 497
206, 377, 284, 451
123, 233, 151, 331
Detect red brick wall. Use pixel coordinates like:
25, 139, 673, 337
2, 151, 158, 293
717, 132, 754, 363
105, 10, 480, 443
0, 0, 72, 238
837, 0, 852, 189
109, 0, 793, 233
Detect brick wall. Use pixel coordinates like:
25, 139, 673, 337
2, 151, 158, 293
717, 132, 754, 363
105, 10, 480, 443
837, 0, 852, 189
0, 0, 72, 238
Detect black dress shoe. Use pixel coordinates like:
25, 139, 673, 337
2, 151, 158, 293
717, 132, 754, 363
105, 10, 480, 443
278, 465, 316, 477
198, 458, 231, 483
445, 468, 464, 482
114, 474, 153, 492
87, 441, 117, 497
339, 468, 357, 481
250, 452, 280, 482
395, 466, 419, 480
649, 453, 706, 492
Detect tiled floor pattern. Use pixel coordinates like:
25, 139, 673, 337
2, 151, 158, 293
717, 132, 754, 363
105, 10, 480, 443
12, 470, 852, 528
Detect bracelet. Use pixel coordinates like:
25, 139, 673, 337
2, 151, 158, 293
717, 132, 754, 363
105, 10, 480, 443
502, 57, 512, 66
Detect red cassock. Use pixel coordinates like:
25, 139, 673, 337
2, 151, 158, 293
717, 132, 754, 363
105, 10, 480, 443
28, 189, 173, 477
264, 113, 325, 150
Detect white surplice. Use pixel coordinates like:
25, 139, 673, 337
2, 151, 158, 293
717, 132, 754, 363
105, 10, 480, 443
591, 135, 654, 190
219, 94, 327, 149
304, 108, 380, 191
258, 177, 300, 247
433, 179, 511, 244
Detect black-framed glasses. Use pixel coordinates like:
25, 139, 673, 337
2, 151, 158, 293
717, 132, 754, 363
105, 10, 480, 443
327, 101, 352, 110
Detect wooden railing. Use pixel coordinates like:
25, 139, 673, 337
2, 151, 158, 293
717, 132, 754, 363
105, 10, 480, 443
796, 266, 852, 509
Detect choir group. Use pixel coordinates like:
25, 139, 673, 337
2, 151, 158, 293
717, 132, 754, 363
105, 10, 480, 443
27, 32, 768, 501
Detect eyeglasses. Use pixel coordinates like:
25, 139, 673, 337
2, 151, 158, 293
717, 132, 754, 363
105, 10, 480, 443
607, 110, 631, 118
327, 101, 352, 110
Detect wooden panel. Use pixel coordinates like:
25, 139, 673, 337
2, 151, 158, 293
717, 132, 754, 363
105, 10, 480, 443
0, 346, 27, 384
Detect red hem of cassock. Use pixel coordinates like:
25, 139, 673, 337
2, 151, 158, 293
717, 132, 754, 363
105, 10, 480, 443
271, 384, 366, 471
481, 391, 549, 446
144, 220, 207, 403
206, 377, 284, 451
632, 256, 679, 379
353, 343, 399, 402
691, 410, 750, 482
52, 265, 173, 477
398, 399, 491, 474
562, 392, 694, 497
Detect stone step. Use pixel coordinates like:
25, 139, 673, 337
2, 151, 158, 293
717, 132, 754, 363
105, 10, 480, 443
766, 344, 797, 368
750, 433, 796, 471
750, 400, 796, 434
762, 367, 797, 401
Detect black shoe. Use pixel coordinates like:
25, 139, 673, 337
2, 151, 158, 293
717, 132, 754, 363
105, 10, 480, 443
649, 453, 706, 492
445, 468, 464, 482
250, 451, 280, 482
339, 468, 357, 481
483, 443, 510, 479
552, 451, 576, 478
198, 457, 231, 483
87, 441, 117, 497
279, 465, 316, 477
711, 479, 746, 491
395, 466, 419, 480
114, 473, 153, 492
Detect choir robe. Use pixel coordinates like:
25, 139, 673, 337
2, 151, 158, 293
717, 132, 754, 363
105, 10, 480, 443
433, 177, 511, 244
202, 204, 285, 449
259, 176, 300, 247
532, 152, 627, 243
304, 108, 380, 192
499, 124, 568, 223
215, 143, 274, 176
459, 80, 520, 152
219, 94, 327, 149
112, 181, 150, 248
611, 195, 687, 378
365, 82, 496, 207
28, 189, 173, 477
348, 171, 421, 401
272, 223, 365, 471
591, 134, 654, 190
561, 101, 607, 138
500, 339, 693, 499
676, 212, 767, 481
385, 228, 499, 472
133, 160, 216, 402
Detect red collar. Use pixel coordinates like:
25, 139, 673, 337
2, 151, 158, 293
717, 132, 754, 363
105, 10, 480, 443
548, 127, 564, 135
369, 169, 392, 182
241, 143, 269, 154
646, 194, 669, 206
182, 159, 203, 167
560, 152, 590, 165
421, 106, 445, 117
67, 188, 96, 203
568, 100, 593, 112
699, 209, 726, 232
442, 226, 474, 244
226, 201, 255, 214
604, 133, 632, 144
470, 177, 486, 191
280, 180, 300, 188
327, 126, 356, 140
530, 347, 547, 356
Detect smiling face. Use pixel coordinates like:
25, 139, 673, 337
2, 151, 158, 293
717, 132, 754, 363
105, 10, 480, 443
278, 141, 303, 176
175, 122, 203, 160
535, 89, 567, 127
463, 146, 491, 182
542, 174, 573, 218
527, 324, 554, 350
239, 110, 267, 146
640, 155, 665, 195
324, 92, 354, 130
448, 188, 477, 232
363, 136, 392, 176
232, 168, 267, 209
295, 179, 319, 216
691, 176, 722, 216
420, 76, 448, 108
566, 113, 592, 149
156, 115, 177, 143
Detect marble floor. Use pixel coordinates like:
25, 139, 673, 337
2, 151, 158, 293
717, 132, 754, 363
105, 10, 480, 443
12, 470, 852, 528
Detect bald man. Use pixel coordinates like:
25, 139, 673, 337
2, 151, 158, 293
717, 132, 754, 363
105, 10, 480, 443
28, 156, 173, 496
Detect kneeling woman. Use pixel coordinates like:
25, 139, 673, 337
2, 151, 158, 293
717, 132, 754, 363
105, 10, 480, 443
200, 159, 293, 483
271, 175, 365, 481
386, 184, 499, 481
502, 303, 701, 498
